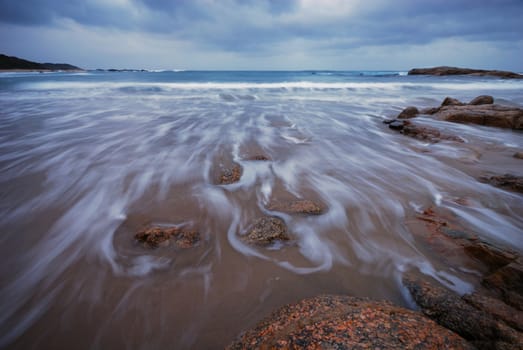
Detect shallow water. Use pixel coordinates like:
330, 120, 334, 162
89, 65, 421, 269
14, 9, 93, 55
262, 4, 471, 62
1, 71, 522, 349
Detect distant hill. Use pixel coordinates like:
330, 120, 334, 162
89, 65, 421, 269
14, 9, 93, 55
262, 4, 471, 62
0, 54, 82, 71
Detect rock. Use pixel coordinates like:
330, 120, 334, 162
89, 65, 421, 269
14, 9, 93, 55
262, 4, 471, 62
401, 123, 464, 143
404, 276, 523, 347
397, 106, 419, 119
135, 226, 200, 249
514, 152, 523, 160
434, 104, 523, 129
220, 163, 242, 184
469, 95, 494, 105
442, 97, 464, 107
267, 200, 323, 215
227, 295, 472, 349
408, 66, 523, 79
463, 241, 517, 272
388, 119, 406, 130
242, 217, 290, 245
421, 107, 440, 115
479, 174, 523, 193
483, 258, 523, 310
463, 293, 523, 332
247, 155, 270, 161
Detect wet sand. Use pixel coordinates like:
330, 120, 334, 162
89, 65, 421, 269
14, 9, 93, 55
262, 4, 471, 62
1, 77, 522, 348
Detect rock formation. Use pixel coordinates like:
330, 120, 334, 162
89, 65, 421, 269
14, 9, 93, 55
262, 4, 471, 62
408, 66, 523, 79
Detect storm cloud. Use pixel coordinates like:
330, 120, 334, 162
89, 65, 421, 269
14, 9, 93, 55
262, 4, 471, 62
1, 0, 522, 70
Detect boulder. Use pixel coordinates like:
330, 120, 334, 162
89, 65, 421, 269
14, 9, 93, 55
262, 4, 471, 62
242, 216, 290, 245
227, 295, 472, 349
442, 97, 464, 107
397, 106, 419, 119
469, 95, 494, 105
435, 104, 523, 129
135, 226, 200, 249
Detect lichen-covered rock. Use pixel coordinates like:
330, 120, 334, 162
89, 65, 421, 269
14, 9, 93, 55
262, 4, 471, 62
219, 163, 243, 184
267, 200, 323, 215
404, 277, 523, 348
227, 295, 472, 349
483, 258, 523, 310
397, 106, 419, 119
242, 217, 290, 245
135, 226, 200, 249
463, 293, 523, 332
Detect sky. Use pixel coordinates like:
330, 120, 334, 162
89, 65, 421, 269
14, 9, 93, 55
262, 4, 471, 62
0, 0, 522, 70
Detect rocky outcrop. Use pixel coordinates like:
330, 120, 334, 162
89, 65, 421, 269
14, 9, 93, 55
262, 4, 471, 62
404, 277, 523, 349
408, 66, 523, 79
135, 226, 200, 248
392, 95, 523, 129
405, 206, 523, 349
0, 53, 82, 71
242, 216, 290, 245
227, 295, 472, 349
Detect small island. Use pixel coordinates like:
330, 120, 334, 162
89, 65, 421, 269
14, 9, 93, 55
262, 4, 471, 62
0, 53, 83, 72
408, 66, 523, 79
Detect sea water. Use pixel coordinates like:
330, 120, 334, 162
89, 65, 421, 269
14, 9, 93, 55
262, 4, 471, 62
1, 70, 522, 348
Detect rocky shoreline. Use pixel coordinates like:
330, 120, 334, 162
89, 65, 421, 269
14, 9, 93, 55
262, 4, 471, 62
127, 94, 523, 349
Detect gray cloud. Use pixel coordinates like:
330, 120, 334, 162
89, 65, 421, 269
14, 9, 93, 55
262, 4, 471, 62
0, 0, 522, 69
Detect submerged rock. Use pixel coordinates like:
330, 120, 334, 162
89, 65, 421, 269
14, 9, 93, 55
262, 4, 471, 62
227, 295, 472, 349
219, 163, 243, 184
247, 155, 271, 161
135, 226, 200, 249
242, 216, 290, 245
408, 66, 523, 79
479, 174, 523, 193
402, 123, 464, 143
267, 199, 323, 215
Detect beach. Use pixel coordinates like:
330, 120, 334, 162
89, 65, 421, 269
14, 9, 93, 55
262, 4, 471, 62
0, 70, 522, 348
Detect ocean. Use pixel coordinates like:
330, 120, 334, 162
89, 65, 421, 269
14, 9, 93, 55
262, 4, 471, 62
1, 70, 522, 348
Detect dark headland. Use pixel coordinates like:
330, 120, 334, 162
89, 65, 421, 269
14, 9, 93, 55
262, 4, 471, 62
0, 53, 83, 72
408, 66, 523, 79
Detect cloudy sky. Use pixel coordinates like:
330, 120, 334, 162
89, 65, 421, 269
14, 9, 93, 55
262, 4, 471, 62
1, 0, 522, 70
